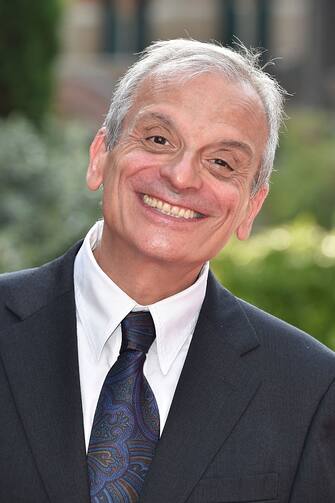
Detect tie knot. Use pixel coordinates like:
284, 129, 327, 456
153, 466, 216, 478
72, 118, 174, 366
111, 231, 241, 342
121, 311, 156, 354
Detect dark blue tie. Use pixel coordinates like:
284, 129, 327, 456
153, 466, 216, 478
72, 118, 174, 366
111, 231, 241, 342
87, 311, 160, 502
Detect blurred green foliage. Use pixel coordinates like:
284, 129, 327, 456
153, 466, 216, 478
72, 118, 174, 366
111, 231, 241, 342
261, 109, 335, 229
0, 116, 100, 270
0, 0, 61, 125
0, 112, 334, 349
212, 219, 335, 350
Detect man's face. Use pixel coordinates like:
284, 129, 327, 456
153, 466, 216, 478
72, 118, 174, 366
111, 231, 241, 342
87, 73, 269, 271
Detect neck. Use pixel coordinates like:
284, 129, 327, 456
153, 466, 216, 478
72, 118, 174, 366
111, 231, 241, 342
93, 234, 203, 305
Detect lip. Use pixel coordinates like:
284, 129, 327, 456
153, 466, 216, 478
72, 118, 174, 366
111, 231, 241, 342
138, 192, 208, 223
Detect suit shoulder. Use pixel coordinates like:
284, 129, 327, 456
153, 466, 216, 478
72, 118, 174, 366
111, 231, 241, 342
0, 266, 40, 288
0, 241, 82, 288
0, 241, 82, 321
237, 297, 335, 374
0, 255, 64, 295
0, 266, 41, 307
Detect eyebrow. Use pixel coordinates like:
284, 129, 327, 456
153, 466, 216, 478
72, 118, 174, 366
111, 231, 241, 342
215, 140, 253, 159
135, 111, 174, 129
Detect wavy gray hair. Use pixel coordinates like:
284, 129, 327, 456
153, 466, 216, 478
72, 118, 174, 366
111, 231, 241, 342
104, 39, 286, 194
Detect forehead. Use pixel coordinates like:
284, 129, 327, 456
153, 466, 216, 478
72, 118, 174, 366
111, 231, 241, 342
131, 71, 265, 117
124, 72, 268, 157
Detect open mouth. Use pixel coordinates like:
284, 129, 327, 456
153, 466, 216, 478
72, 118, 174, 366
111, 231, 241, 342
143, 194, 205, 219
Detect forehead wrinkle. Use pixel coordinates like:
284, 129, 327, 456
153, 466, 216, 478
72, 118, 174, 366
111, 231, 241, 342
133, 110, 175, 130
214, 140, 253, 159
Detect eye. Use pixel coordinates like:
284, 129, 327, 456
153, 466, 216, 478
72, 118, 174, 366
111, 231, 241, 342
210, 158, 233, 171
147, 135, 170, 146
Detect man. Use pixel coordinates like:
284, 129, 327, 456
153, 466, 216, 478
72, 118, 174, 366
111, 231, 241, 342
1, 39, 335, 503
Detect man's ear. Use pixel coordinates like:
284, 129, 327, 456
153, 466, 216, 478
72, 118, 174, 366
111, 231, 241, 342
86, 128, 107, 191
236, 184, 269, 241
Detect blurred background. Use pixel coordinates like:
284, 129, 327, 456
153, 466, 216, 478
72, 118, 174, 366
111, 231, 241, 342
1, 0, 334, 347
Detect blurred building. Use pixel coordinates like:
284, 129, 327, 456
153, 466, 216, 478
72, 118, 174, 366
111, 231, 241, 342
57, 0, 335, 125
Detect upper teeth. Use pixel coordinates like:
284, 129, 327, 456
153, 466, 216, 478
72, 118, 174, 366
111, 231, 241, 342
143, 195, 203, 219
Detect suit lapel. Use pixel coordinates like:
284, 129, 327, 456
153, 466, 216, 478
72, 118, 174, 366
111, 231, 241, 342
0, 249, 261, 503
0, 244, 90, 503
140, 272, 261, 503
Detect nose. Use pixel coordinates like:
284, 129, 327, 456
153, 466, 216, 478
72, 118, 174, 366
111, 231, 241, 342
159, 152, 202, 192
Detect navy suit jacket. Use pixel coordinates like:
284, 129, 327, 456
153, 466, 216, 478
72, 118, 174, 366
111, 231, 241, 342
1, 242, 335, 502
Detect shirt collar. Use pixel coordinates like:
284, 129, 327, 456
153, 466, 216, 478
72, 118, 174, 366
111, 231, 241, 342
149, 266, 208, 374
74, 221, 209, 375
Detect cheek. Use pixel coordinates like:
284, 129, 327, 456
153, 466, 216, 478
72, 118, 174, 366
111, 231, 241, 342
214, 183, 247, 218
101, 157, 145, 219
100, 162, 125, 220
116, 151, 159, 191
121, 149, 156, 170
102, 155, 132, 200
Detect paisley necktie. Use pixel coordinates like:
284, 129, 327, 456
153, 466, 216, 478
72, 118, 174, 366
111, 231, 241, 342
87, 311, 160, 502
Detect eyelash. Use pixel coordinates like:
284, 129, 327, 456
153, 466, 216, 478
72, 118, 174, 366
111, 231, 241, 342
146, 135, 169, 146
210, 159, 233, 171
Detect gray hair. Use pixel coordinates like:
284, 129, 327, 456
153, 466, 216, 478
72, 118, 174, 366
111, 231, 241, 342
104, 39, 286, 193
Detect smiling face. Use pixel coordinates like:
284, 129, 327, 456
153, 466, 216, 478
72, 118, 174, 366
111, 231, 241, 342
87, 72, 269, 276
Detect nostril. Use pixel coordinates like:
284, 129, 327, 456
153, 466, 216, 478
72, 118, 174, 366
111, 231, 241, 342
159, 160, 202, 191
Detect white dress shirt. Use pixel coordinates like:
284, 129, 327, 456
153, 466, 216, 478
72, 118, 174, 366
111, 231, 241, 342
74, 221, 209, 450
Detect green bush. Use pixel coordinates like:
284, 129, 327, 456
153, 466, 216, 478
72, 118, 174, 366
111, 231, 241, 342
212, 218, 335, 349
261, 110, 335, 229
0, 116, 100, 271
0, 0, 61, 124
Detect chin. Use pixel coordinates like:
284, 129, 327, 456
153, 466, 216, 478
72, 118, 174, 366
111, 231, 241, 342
139, 246, 182, 264
132, 238, 184, 263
